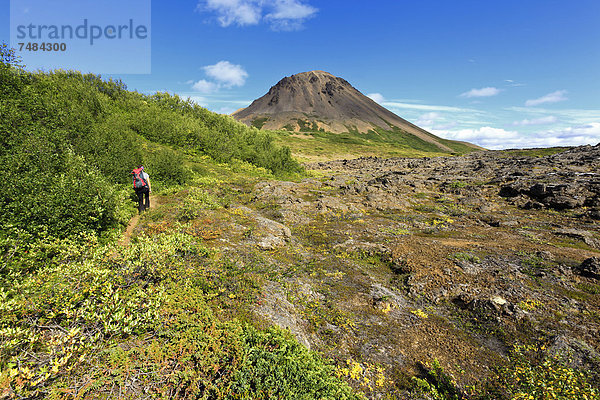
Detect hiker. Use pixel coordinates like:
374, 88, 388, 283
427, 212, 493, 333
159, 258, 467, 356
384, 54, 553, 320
132, 166, 151, 213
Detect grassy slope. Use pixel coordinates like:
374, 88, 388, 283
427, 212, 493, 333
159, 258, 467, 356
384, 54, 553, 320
270, 126, 480, 163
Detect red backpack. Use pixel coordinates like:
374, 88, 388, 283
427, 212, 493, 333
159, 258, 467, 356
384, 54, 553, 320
132, 167, 148, 189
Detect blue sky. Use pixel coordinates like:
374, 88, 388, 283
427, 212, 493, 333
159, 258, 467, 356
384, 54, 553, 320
2, 0, 600, 149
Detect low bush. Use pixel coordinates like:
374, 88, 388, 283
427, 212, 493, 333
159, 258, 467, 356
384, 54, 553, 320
489, 344, 600, 400
0, 232, 359, 399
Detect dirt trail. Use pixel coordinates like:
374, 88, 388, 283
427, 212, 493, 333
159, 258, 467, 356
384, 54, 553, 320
120, 195, 162, 246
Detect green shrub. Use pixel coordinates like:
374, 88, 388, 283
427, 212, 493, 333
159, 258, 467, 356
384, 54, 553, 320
449, 181, 468, 189
231, 325, 360, 399
143, 92, 302, 174
0, 231, 360, 399
147, 147, 190, 185
449, 252, 481, 264
0, 149, 124, 240
412, 359, 463, 400
176, 187, 222, 221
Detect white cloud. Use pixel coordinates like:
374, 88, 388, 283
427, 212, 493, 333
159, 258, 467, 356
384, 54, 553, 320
440, 126, 518, 141
201, 0, 262, 27
546, 122, 600, 141
218, 99, 255, 105
506, 107, 600, 123
431, 126, 520, 150
266, 0, 317, 30
505, 79, 526, 87
382, 101, 479, 113
460, 87, 502, 98
191, 61, 248, 94
203, 61, 248, 87
367, 93, 385, 104
192, 79, 219, 93
198, 0, 317, 30
267, 0, 316, 19
432, 122, 600, 150
410, 112, 460, 131
525, 90, 568, 106
512, 116, 558, 126
175, 91, 252, 111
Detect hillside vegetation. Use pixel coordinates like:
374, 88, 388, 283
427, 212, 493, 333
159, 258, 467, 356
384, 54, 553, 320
0, 46, 300, 242
269, 127, 478, 163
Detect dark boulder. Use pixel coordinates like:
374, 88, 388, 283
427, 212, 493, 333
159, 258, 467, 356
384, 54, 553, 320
546, 195, 584, 210
499, 184, 521, 197
574, 257, 600, 280
528, 183, 548, 200
589, 209, 600, 220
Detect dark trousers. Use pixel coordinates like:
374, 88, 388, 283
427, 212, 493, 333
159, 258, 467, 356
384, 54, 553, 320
135, 187, 150, 213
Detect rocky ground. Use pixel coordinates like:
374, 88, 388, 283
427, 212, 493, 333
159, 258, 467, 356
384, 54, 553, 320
140, 144, 600, 397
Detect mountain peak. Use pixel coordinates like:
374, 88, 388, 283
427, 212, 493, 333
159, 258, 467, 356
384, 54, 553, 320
232, 71, 475, 153
295, 70, 334, 76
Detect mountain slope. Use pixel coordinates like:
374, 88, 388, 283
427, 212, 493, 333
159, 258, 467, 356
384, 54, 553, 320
232, 70, 480, 153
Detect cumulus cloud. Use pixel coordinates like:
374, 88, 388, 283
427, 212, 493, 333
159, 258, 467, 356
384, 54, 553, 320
367, 93, 385, 104
191, 79, 219, 94
525, 90, 568, 107
266, 0, 318, 30
430, 126, 520, 149
200, 0, 262, 26
203, 61, 248, 87
512, 116, 558, 126
547, 122, 600, 140
460, 87, 502, 98
432, 122, 600, 150
198, 0, 317, 30
191, 61, 248, 94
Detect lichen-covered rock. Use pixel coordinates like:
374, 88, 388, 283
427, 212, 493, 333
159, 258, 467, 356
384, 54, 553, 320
253, 215, 292, 250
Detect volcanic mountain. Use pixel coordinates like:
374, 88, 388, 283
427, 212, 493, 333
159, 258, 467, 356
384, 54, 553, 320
232, 70, 478, 153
